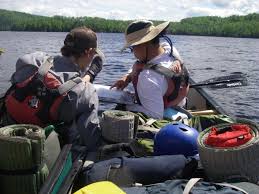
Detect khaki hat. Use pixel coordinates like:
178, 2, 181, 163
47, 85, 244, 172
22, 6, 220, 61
121, 20, 170, 51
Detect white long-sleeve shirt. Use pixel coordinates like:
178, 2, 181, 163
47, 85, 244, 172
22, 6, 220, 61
126, 44, 181, 119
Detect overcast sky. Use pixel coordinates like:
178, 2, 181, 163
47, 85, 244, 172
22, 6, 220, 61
1, 0, 259, 21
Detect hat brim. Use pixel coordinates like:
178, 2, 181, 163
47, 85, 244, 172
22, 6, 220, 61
121, 21, 170, 52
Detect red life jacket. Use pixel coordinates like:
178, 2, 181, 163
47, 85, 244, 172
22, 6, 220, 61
131, 61, 180, 108
5, 57, 82, 127
205, 124, 253, 148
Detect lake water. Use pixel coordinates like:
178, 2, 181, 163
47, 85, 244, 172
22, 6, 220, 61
0, 31, 258, 122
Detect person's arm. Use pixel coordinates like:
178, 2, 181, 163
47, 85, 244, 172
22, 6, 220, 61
161, 43, 183, 74
163, 44, 189, 107
110, 72, 132, 90
75, 82, 101, 150
84, 53, 104, 83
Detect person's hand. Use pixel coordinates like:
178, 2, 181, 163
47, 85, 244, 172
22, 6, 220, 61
110, 74, 131, 90
86, 53, 104, 82
110, 80, 127, 90
169, 60, 182, 74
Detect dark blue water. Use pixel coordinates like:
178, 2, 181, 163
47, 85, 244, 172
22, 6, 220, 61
0, 32, 258, 122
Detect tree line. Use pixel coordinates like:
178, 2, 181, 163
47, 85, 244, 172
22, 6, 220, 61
0, 9, 259, 38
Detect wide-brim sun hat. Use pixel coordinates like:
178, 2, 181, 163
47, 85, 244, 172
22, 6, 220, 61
121, 20, 170, 51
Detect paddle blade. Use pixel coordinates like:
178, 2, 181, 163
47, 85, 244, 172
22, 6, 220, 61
190, 74, 248, 89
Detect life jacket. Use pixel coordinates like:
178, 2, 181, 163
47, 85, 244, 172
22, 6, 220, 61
205, 124, 253, 147
5, 57, 82, 127
131, 61, 189, 108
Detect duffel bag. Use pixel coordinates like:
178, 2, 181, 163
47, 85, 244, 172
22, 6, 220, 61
76, 155, 197, 188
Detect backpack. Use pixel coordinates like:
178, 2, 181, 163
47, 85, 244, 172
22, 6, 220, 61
123, 178, 255, 194
5, 57, 82, 126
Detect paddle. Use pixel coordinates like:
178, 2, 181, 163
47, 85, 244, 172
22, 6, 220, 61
190, 74, 248, 89
147, 63, 247, 89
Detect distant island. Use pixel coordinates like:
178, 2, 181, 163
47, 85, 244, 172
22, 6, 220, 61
0, 9, 259, 38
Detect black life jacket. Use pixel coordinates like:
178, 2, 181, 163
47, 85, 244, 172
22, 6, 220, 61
5, 57, 82, 127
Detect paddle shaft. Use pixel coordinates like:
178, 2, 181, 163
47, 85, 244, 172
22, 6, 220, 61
190, 78, 245, 88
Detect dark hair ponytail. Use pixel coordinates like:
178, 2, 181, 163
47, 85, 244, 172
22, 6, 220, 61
61, 26, 97, 58
60, 45, 81, 58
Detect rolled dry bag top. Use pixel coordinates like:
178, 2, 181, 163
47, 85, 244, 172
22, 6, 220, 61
0, 124, 45, 170
100, 110, 138, 143
205, 124, 252, 148
0, 124, 48, 194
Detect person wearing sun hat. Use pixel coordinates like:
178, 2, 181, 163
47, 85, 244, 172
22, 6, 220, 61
5, 26, 104, 156
112, 20, 189, 119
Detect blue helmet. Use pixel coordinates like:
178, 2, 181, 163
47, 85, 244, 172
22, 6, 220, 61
154, 123, 199, 157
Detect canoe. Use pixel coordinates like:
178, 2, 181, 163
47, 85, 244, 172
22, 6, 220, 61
43, 80, 259, 193
0, 76, 257, 194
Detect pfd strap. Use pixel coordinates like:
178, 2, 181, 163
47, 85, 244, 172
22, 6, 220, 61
145, 63, 180, 79
38, 57, 54, 77
58, 77, 82, 94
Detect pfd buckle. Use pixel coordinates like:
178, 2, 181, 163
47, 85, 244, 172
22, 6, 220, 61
37, 86, 47, 97
28, 96, 39, 108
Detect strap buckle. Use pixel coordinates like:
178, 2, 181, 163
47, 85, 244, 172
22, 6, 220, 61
28, 96, 39, 108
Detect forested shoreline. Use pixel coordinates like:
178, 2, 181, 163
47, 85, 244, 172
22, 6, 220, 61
1, 9, 259, 38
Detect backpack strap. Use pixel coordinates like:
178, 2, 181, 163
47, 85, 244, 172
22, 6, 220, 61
38, 56, 82, 94
217, 183, 248, 194
58, 77, 82, 94
183, 178, 202, 194
183, 178, 248, 194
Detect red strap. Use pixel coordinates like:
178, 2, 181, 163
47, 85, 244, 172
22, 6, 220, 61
44, 72, 61, 89
205, 124, 252, 148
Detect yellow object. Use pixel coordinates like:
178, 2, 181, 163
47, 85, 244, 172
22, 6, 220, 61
0, 48, 4, 55
73, 181, 126, 194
